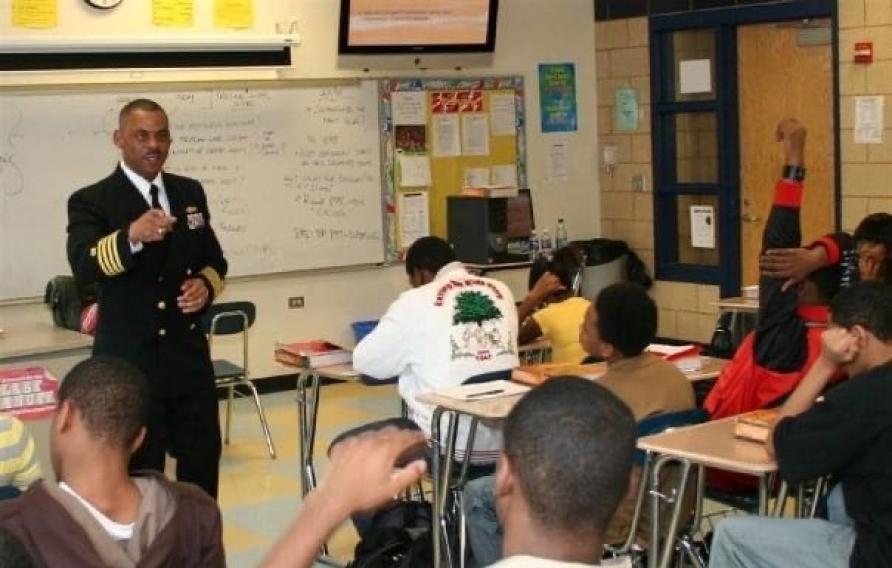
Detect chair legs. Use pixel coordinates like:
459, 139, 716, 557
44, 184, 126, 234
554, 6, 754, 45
218, 379, 277, 459
241, 379, 277, 459
224, 385, 235, 445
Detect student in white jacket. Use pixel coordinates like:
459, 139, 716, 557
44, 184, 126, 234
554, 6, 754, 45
353, 236, 519, 464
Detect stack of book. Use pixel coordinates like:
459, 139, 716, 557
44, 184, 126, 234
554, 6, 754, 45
274, 340, 352, 368
733, 408, 781, 443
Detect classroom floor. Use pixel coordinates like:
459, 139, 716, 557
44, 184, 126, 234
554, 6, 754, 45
217, 381, 400, 568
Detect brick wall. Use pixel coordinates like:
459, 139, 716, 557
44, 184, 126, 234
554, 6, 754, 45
839, 0, 892, 230
596, 17, 720, 343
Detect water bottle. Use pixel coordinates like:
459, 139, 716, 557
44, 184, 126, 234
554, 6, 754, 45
556, 218, 568, 249
528, 229, 539, 261
540, 229, 553, 260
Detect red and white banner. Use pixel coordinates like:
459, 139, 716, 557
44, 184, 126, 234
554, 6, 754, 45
0, 367, 59, 421
431, 90, 483, 114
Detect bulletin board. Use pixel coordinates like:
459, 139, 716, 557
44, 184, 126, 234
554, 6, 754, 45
379, 77, 527, 254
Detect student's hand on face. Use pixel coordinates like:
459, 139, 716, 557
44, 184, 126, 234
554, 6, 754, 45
820, 327, 859, 366
320, 427, 427, 517
530, 272, 565, 302
760, 247, 827, 292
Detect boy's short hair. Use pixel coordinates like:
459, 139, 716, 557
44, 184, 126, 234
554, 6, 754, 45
808, 264, 844, 304
595, 282, 657, 357
404, 237, 456, 276
830, 280, 892, 341
58, 356, 149, 449
853, 213, 892, 248
503, 377, 635, 535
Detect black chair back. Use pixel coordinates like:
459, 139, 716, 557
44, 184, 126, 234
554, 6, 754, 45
201, 301, 257, 335
462, 369, 513, 385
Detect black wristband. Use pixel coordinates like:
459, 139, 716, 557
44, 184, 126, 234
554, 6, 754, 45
782, 165, 806, 182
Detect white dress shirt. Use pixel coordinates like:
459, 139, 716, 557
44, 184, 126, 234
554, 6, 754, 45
119, 161, 170, 253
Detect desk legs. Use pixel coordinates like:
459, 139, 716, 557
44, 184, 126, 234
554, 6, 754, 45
648, 454, 693, 568
296, 369, 323, 497
431, 407, 459, 568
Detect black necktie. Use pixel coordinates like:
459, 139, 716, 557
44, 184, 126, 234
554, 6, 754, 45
150, 184, 162, 210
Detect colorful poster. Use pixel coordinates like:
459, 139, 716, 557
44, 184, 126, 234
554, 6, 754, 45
432, 90, 483, 114
538, 63, 578, 133
0, 367, 59, 421
153, 0, 194, 27
214, 0, 253, 29
12, 0, 56, 28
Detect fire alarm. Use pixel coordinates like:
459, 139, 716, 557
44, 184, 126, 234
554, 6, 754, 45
854, 42, 873, 64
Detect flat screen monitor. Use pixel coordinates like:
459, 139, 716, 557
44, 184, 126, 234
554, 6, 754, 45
338, 0, 499, 54
506, 189, 534, 239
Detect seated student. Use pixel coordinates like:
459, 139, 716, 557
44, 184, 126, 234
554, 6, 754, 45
0, 413, 41, 496
353, 236, 519, 465
762, 211, 892, 288
0, 356, 223, 567
709, 281, 892, 568
704, 119, 850, 423
263, 377, 637, 568
516, 246, 590, 364
464, 282, 695, 566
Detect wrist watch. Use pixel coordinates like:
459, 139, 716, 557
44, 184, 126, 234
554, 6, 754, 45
782, 164, 806, 182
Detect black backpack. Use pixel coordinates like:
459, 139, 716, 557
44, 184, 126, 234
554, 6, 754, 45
44, 276, 95, 332
348, 501, 433, 568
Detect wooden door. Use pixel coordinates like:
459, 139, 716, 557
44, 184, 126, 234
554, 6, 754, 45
737, 20, 835, 286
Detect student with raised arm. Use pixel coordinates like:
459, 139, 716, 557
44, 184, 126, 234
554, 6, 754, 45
704, 119, 850, 425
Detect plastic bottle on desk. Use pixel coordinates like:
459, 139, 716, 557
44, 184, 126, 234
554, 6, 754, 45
540, 229, 553, 260
556, 218, 568, 249
528, 230, 540, 261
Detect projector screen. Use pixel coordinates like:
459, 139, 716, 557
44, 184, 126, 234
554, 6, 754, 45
339, 0, 498, 53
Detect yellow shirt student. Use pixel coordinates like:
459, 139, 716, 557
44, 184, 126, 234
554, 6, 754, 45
531, 296, 591, 364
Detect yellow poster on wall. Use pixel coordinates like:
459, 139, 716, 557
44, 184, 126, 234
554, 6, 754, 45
214, 0, 253, 29
12, 0, 56, 29
153, 0, 194, 28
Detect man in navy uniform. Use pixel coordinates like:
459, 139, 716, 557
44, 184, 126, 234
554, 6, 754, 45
66, 99, 227, 498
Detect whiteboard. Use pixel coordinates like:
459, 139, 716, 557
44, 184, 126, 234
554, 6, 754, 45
0, 81, 385, 301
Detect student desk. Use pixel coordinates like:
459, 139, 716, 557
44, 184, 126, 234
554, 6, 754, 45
415, 391, 525, 568
463, 261, 532, 276
637, 416, 776, 568
290, 363, 360, 497
417, 356, 728, 568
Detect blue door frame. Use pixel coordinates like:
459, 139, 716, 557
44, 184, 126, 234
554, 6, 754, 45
649, 0, 840, 297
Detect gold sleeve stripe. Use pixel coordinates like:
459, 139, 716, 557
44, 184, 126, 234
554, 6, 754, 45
107, 230, 124, 273
97, 231, 124, 276
200, 266, 224, 298
96, 235, 113, 276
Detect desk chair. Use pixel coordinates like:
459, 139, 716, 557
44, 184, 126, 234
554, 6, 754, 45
605, 408, 708, 567
202, 301, 276, 459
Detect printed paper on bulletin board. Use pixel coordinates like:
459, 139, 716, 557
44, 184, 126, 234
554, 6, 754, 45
381, 78, 527, 249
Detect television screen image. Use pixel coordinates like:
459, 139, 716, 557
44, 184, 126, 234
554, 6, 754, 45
339, 0, 498, 53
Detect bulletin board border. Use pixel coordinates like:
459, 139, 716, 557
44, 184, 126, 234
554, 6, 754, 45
378, 76, 527, 259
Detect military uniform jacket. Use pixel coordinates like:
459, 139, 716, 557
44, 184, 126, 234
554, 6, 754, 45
67, 167, 227, 395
